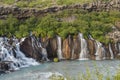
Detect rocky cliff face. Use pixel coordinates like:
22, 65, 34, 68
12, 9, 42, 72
0, 1, 120, 19
20, 36, 42, 61
19, 33, 120, 61
0, 33, 120, 71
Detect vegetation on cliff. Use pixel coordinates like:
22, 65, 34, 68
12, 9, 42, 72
0, 9, 120, 44
0, 0, 117, 9
0, 0, 120, 44
0, 0, 92, 8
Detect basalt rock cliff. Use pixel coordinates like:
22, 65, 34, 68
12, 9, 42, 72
0, 0, 120, 19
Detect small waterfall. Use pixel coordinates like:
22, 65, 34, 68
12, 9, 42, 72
15, 43, 39, 66
118, 43, 120, 53
78, 33, 89, 60
118, 43, 120, 54
56, 36, 63, 60
95, 41, 106, 60
71, 46, 74, 59
109, 43, 114, 59
0, 37, 39, 71
32, 36, 49, 61
88, 35, 94, 40
41, 47, 49, 61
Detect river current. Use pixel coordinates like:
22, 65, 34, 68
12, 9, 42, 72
0, 60, 120, 80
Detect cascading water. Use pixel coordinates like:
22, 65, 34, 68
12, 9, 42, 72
71, 45, 74, 59
15, 43, 39, 66
78, 33, 89, 60
56, 36, 63, 60
118, 43, 120, 54
95, 41, 106, 60
30, 36, 49, 61
109, 43, 114, 59
41, 47, 49, 61
88, 35, 94, 40
0, 37, 39, 71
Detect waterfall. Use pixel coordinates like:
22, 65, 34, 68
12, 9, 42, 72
56, 36, 63, 60
109, 43, 114, 59
95, 41, 106, 60
117, 42, 120, 56
0, 37, 39, 71
88, 35, 94, 40
118, 43, 120, 52
41, 47, 49, 61
78, 33, 89, 60
15, 43, 39, 66
30, 36, 49, 61
71, 46, 74, 59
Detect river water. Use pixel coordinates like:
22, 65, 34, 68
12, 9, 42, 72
0, 60, 120, 80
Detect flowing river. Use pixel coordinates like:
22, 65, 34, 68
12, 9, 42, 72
0, 60, 120, 80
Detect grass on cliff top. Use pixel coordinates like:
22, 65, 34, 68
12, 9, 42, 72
0, 0, 108, 8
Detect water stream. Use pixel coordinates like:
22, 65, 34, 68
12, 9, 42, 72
78, 33, 89, 60
56, 36, 63, 60
0, 37, 39, 70
0, 60, 120, 80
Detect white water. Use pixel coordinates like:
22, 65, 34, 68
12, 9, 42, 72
95, 41, 106, 60
118, 43, 120, 54
0, 37, 39, 71
71, 45, 74, 59
56, 36, 63, 60
88, 35, 94, 40
109, 43, 114, 59
41, 47, 49, 61
78, 33, 89, 60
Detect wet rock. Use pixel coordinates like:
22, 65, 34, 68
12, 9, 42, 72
46, 37, 58, 59
87, 39, 95, 60
73, 36, 81, 59
0, 61, 12, 71
104, 44, 111, 59
111, 43, 119, 58
62, 35, 73, 59
20, 36, 42, 61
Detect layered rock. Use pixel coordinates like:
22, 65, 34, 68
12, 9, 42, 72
62, 35, 74, 59
45, 37, 58, 59
87, 39, 95, 60
0, 1, 120, 19
0, 37, 39, 71
20, 36, 42, 61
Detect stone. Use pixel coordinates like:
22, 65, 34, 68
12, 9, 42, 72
20, 36, 42, 61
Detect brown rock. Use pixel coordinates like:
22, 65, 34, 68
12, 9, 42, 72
73, 36, 81, 59
46, 37, 58, 59
62, 35, 73, 59
111, 43, 119, 58
20, 36, 42, 61
104, 44, 111, 59
87, 39, 95, 60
